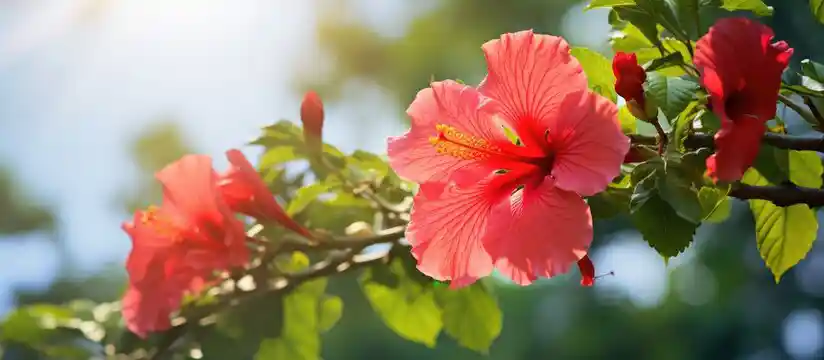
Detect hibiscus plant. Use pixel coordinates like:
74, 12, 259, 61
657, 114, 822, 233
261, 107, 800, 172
4, 1, 824, 359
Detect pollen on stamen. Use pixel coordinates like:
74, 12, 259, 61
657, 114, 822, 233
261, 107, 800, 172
429, 124, 500, 160
140, 206, 184, 241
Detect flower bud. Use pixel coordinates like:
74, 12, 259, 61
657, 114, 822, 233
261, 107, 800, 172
613, 52, 658, 122
577, 255, 595, 287
300, 91, 325, 153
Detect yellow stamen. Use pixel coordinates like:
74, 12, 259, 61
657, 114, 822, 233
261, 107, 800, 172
429, 124, 500, 160
141, 206, 184, 242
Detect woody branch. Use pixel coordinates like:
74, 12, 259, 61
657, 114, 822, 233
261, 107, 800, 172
148, 227, 407, 360
629, 133, 824, 207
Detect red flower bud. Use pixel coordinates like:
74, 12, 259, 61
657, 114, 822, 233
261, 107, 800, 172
300, 91, 325, 153
577, 255, 595, 287
613, 52, 647, 108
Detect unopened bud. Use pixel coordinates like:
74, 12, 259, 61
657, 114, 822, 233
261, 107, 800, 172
577, 255, 595, 287
300, 91, 325, 153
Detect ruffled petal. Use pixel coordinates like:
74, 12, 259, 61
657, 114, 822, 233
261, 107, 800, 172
483, 177, 592, 286
122, 285, 176, 338
387, 80, 513, 189
220, 149, 314, 240
549, 90, 629, 196
695, 17, 792, 121
706, 117, 765, 182
155, 154, 223, 225
406, 172, 520, 288
478, 30, 587, 148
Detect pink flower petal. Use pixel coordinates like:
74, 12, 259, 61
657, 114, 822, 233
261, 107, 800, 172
483, 177, 592, 286
548, 90, 629, 196
406, 173, 518, 288
122, 283, 179, 338
387, 80, 515, 190
478, 30, 587, 148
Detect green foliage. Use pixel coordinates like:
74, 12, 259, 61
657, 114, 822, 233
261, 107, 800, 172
435, 283, 502, 353
720, 0, 773, 16
571, 47, 618, 102
645, 74, 700, 121
360, 257, 502, 352
587, 0, 636, 9
589, 177, 633, 219
742, 169, 819, 282
697, 187, 731, 223
788, 150, 824, 188
360, 259, 444, 347
629, 159, 700, 258
813, 0, 824, 24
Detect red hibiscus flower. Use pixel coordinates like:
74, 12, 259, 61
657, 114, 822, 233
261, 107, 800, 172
613, 52, 647, 107
694, 17, 792, 182
387, 31, 629, 287
123, 155, 248, 337
219, 149, 314, 240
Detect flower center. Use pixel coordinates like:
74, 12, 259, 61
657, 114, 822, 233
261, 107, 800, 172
141, 206, 186, 243
429, 124, 502, 160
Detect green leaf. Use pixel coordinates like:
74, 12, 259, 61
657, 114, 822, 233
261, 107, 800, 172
618, 105, 638, 134
205, 293, 284, 359
659, 160, 704, 223
630, 166, 699, 257
742, 169, 819, 282
360, 260, 443, 347
0, 305, 92, 360
801, 59, 824, 82
645, 73, 700, 121
317, 296, 343, 333
251, 120, 305, 149
721, 0, 773, 16
587, 0, 637, 9
671, 102, 701, 152
789, 150, 823, 188
588, 185, 633, 219
434, 284, 502, 353
698, 187, 731, 223
812, 0, 824, 24
287, 183, 331, 216
673, 0, 700, 39
259, 146, 301, 169
255, 292, 322, 360
571, 47, 618, 102
0, 305, 74, 345
753, 144, 790, 185
644, 52, 685, 73
613, 7, 661, 50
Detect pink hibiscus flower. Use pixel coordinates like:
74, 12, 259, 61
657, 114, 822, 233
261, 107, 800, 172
387, 30, 629, 287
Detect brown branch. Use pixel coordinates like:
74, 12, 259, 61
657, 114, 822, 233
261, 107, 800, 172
631, 132, 824, 152
730, 183, 824, 208
147, 228, 406, 360
630, 133, 824, 207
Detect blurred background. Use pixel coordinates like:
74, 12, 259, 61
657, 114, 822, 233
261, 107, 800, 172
2, 0, 824, 359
